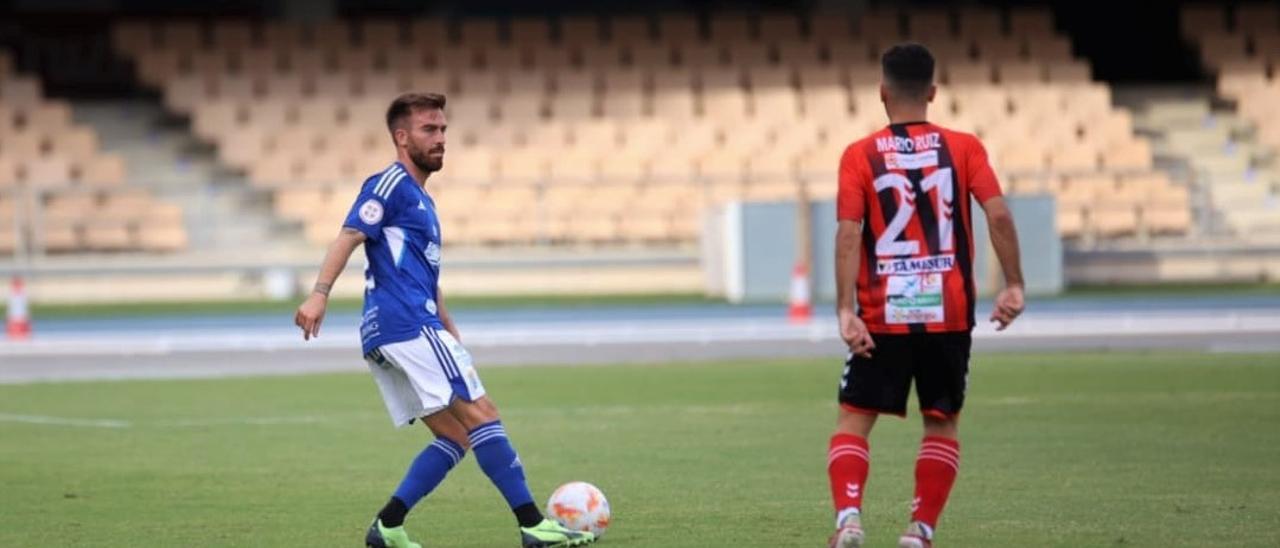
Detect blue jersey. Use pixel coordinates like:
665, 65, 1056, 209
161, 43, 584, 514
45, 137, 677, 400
342, 162, 445, 354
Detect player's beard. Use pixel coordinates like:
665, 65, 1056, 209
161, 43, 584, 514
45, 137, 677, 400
409, 145, 443, 174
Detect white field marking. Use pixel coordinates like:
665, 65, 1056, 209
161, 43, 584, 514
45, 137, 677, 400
0, 413, 132, 428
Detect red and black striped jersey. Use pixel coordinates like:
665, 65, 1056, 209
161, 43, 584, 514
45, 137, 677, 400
837, 122, 1003, 334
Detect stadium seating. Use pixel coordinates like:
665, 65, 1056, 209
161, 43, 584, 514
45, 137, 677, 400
109, 8, 1180, 247
0, 49, 189, 255
1180, 3, 1280, 238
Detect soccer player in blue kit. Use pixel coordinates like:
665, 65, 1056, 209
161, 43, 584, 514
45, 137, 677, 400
294, 93, 594, 548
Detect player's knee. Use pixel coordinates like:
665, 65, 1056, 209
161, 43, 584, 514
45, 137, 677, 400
922, 412, 959, 437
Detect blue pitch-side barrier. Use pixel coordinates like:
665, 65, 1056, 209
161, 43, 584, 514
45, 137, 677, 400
708, 195, 1063, 303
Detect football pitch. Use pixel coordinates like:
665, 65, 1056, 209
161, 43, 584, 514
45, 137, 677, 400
2, 352, 1278, 547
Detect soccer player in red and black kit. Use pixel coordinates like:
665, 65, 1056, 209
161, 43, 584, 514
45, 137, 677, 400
826, 44, 1025, 548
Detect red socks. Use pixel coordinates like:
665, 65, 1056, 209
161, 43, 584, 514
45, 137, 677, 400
827, 433, 870, 513
912, 436, 960, 528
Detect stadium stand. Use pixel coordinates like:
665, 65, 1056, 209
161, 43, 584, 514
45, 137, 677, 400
0, 48, 188, 256
1180, 2, 1280, 237
107, 7, 1184, 248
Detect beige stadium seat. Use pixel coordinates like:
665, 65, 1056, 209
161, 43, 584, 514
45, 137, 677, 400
0, 225, 16, 254
918, 38, 974, 65
622, 120, 671, 154
40, 220, 82, 252
746, 148, 800, 182
1090, 204, 1139, 238
1179, 4, 1226, 39
459, 19, 501, 45
1008, 7, 1054, 37
111, 20, 154, 59
309, 21, 353, 49
601, 91, 646, 118
652, 89, 697, 118
726, 43, 772, 67
1234, 3, 1280, 34
579, 45, 625, 69
957, 8, 1002, 36
510, 17, 553, 46
261, 21, 305, 50
455, 70, 502, 96
135, 50, 181, 88
218, 127, 270, 170
159, 20, 204, 49
698, 149, 747, 182
498, 93, 546, 124
745, 179, 803, 201
610, 15, 653, 45
497, 148, 549, 184
359, 19, 402, 49
76, 154, 126, 187
334, 48, 386, 75
560, 16, 602, 47
658, 14, 701, 45
808, 15, 853, 42
357, 73, 406, 98
549, 91, 594, 119
944, 62, 993, 85
138, 215, 188, 252
83, 220, 135, 251
274, 187, 326, 220
524, 121, 570, 147
802, 87, 851, 118
826, 42, 874, 66
1102, 139, 1153, 171
52, 128, 99, 164
997, 61, 1045, 84
443, 147, 497, 183
853, 10, 902, 41
1199, 34, 1249, 69
1, 77, 43, 107
1141, 204, 1192, 236
758, 14, 802, 42
446, 96, 495, 124
748, 66, 793, 90
709, 13, 753, 43
702, 88, 750, 120
249, 154, 301, 187
44, 191, 97, 221
753, 88, 801, 120
163, 74, 212, 114
547, 149, 600, 183
554, 69, 597, 95
847, 63, 881, 89
1046, 61, 1091, 83
23, 157, 72, 188
264, 73, 308, 100
236, 48, 284, 80
217, 74, 259, 101
1010, 85, 1065, 116
432, 46, 479, 72
407, 19, 448, 49
1026, 35, 1073, 62
211, 20, 253, 51
0, 158, 18, 189
4, 130, 47, 158
100, 188, 155, 220
484, 45, 527, 72
629, 43, 676, 68
906, 11, 954, 39
1056, 204, 1085, 238
994, 142, 1048, 172
507, 68, 550, 95
648, 149, 697, 183
569, 120, 620, 147
192, 101, 245, 142
776, 40, 823, 66
599, 153, 648, 183
529, 46, 575, 70
973, 36, 1024, 61
1048, 142, 1099, 172
299, 153, 353, 185
621, 213, 675, 242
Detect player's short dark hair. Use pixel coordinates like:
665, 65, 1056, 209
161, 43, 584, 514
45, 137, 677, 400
386, 92, 447, 133
881, 43, 935, 101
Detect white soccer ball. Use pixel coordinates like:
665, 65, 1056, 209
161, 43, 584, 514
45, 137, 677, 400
546, 481, 611, 537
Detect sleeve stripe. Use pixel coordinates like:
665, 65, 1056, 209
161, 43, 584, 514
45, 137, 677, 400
378, 172, 406, 199
373, 165, 403, 197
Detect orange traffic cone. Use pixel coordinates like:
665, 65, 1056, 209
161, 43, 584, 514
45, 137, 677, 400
787, 262, 812, 324
7, 276, 31, 340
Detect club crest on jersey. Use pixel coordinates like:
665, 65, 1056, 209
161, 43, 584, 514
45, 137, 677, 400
358, 199, 384, 225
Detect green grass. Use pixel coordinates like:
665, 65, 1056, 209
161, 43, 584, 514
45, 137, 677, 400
2, 352, 1279, 547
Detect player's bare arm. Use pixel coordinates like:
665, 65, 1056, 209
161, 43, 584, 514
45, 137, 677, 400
295, 227, 367, 340
835, 219, 875, 358
979, 196, 1025, 330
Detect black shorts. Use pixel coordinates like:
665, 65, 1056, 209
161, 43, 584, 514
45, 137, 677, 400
837, 331, 971, 418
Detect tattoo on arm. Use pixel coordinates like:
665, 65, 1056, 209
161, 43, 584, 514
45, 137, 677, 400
313, 282, 332, 296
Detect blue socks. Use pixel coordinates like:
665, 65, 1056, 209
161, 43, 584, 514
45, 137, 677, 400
392, 437, 465, 510
469, 420, 541, 526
